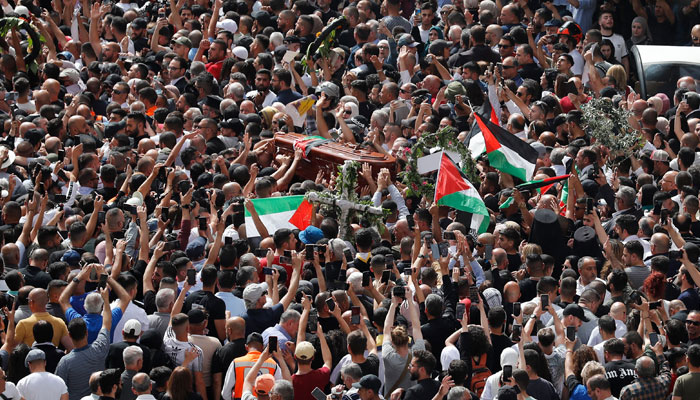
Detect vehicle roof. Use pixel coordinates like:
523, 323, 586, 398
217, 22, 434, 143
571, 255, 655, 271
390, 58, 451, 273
633, 45, 700, 65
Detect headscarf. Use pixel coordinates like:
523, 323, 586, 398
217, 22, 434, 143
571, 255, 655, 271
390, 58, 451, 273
631, 16, 652, 45
429, 26, 444, 40
259, 106, 277, 129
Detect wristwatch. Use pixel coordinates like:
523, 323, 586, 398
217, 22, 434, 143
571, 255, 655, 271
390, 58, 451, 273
72, 277, 81, 284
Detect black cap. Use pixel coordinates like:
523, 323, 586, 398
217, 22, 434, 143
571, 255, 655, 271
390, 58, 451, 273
203, 95, 223, 112
563, 303, 590, 322
132, 18, 147, 30
187, 309, 207, 324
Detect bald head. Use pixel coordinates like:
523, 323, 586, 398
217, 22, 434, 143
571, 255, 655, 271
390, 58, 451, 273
504, 281, 521, 302
636, 356, 656, 378
1, 243, 19, 265
42, 79, 60, 101
650, 233, 670, 254
226, 317, 245, 340
610, 302, 626, 321
29, 288, 49, 311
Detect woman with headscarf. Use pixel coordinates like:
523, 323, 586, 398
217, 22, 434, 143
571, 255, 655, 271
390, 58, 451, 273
626, 16, 652, 51
423, 26, 444, 57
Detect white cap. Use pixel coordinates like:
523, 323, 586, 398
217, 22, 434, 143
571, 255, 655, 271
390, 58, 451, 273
216, 19, 238, 34
14, 5, 29, 17
232, 46, 248, 60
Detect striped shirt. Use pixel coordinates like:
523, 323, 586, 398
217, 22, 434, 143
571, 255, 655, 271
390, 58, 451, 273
55, 328, 110, 400
163, 326, 203, 373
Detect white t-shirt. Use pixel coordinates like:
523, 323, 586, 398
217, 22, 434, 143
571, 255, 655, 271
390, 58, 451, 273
2, 381, 20, 400
17, 371, 67, 400
111, 300, 150, 343
602, 33, 628, 63
163, 326, 203, 373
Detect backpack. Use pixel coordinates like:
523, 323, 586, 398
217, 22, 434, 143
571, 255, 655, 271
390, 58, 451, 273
470, 354, 491, 397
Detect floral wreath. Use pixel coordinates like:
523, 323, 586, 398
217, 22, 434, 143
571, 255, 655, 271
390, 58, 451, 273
0, 17, 45, 72
580, 97, 644, 167
400, 126, 480, 200
305, 161, 389, 241
301, 16, 348, 73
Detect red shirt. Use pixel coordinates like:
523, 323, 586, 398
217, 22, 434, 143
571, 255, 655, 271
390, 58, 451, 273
259, 255, 293, 286
205, 60, 224, 80
292, 366, 331, 400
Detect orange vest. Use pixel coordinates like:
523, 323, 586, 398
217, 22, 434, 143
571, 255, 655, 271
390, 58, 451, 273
231, 351, 278, 399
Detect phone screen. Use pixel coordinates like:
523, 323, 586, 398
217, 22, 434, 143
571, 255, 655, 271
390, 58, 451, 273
513, 302, 521, 317
269, 336, 277, 352
649, 332, 659, 346
541, 294, 549, 308
198, 217, 207, 231
305, 245, 315, 260
512, 324, 521, 342
311, 388, 326, 400
187, 269, 196, 285
406, 214, 415, 230
502, 365, 512, 380
351, 306, 360, 325
308, 310, 318, 332
325, 298, 335, 312
566, 326, 576, 342
343, 249, 353, 262
98, 274, 108, 289
381, 270, 391, 283
362, 271, 371, 287
456, 302, 466, 320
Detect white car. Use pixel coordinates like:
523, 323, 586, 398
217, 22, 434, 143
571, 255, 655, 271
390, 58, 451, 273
630, 45, 700, 99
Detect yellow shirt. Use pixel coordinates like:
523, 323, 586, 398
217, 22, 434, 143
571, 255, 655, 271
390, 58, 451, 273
15, 312, 68, 346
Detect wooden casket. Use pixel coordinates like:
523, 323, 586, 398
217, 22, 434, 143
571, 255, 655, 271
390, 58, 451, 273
274, 132, 397, 184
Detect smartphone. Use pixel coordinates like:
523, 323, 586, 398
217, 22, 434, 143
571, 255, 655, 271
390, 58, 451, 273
502, 365, 513, 380
158, 11, 166, 19
392, 286, 405, 299
513, 302, 521, 317
443, 231, 456, 240
564, 80, 578, 96
406, 214, 415, 230
283, 250, 293, 258
338, 270, 347, 283
262, 267, 274, 275
669, 250, 683, 260
649, 332, 659, 346
456, 302, 466, 320
160, 208, 169, 222
198, 217, 207, 231
89, 267, 97, 281
496, 62, 503, 75
98, 211, 105, 225
430, 242, 440, 259
586, 198, 594, 214
269, 335, 277, 352
362, 271, 371, 287
381, 270, 391, 283
512, 324, 522, 342
438, 241, 450, 258
566, 326, 576, 342
311, 388, 326, 400
343, 249, 353, 262
326, 298, 335, 312
98, 273, 108, 289
186, 269, 196, 285
165, 240, 180, 251
57, 149, 65, 160
177, 179, 191, 194
470, 286, 480, 304
649, 301, 661, 310
661, 209, 669, 224
653, 201, 661, 216
279, 256, 292, 264
385, 254, 394, 265
350, 306, 360, 325
305, 245, 315, 260
27, 189, 34, 200
254, 249, 268, 257
233, 202, 244, 213
308, 309, 318, 332
541, 294, 549, 309
225, 236, 233, 245
484, 244, 493, 261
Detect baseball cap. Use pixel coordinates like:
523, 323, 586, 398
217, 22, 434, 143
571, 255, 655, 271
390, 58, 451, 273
651, 149, 669, 163
295, 341, 315, 360
255, 374, 275, 395
544, 19, 563, 27
216, 19, 238, 34
172, 37, 192, 48
232, 46, 248, 60
123, 319, 142, 337
186, 236, 207, 260
243, 282, 268, 306
131, 18, 148, 30
352, 375, 381, 392
299, 226, 323, 244
25, 349, 45, 367
397, 34, 418, 48
57, 51, 75, 62
187, 309, 207, 324
562, 303, 590, 322
61, 249, 81, 267
482, 287, 502, 308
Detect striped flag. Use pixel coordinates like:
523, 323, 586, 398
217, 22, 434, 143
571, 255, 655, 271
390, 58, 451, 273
473, 112, 538, 182
435, 152, 490, 234
244, 195, 311, 237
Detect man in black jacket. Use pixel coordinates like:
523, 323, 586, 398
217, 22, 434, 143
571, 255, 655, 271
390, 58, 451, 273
403, 350, 440, 400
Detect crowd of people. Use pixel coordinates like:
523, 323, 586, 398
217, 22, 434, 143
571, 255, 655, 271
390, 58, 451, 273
0, 0, 697, 399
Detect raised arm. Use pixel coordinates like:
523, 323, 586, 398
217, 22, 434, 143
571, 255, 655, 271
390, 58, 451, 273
317, 323, 332, 369
100, 285, 112, 330
279, 252, 302, 309
143, 242, 166, 294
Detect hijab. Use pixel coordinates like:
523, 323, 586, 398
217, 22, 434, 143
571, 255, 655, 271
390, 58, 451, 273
631, 16, 652, 45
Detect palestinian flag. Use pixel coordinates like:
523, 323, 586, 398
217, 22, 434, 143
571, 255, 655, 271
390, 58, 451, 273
517, 174, 570, 194
435, 152, 490, 234
474, 112, 538, 182
499, 174, 570, 209
244, 195, 312, 237
465, 98, 500, 157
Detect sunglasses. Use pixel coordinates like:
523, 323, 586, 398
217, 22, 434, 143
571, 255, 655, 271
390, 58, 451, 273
686, 320, 700, 326
503, 65, 516, 69
113, 90, 125, 95
498, 44, 512, 48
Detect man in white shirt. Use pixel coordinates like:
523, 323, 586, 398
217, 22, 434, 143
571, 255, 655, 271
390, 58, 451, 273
112, 274, 149, 342
0, 367, 20, 400
598, 10, 629, 73
17, 349, 69, 400
215, 270, 246, 317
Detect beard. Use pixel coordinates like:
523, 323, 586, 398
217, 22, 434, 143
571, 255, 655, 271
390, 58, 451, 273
409, 371, 419, 381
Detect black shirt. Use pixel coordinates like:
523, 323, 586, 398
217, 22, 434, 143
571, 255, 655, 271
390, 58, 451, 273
106, 341, 152, 373
506, 253, 522, 272
32, 343, 64, 373
489, 334, 514, 373
211, 338, 247, 376
319, 316, 339, 333
19, 265, 52, 289
183, 290, 227, 340
604, 359, 636, 397
357, 353, 380, 377
518, 277, 539, 302
403, 378, 441, 400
